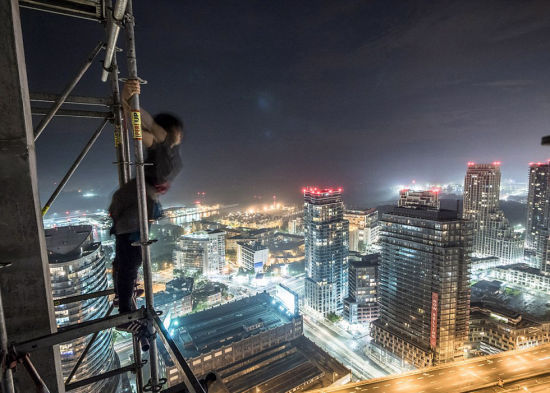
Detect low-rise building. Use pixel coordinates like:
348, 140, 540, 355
490, 263, 550, 294
237, 241, 269, 273
469, 302, 550, 355
168, 293, 350, 392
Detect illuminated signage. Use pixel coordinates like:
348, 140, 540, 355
430, 292, 438, 349
275, 284, 299, 316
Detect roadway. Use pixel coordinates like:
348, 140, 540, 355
303, 314, 386, 381
308, 343, 550, 393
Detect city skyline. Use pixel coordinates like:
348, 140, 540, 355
6, 1, 550, 392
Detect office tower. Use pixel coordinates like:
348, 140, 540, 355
372, 190, 472, 368
303, 187, 349, 315
45, 225, 119, 393
343, 253, 379, 325
526, 163, 550, 269
206, 229, 226, 274
463, 162, 523, 263
398, 189, 440, 209
173, 229, 226, 276
237, 241, 269, 273
344, 208, 379, 253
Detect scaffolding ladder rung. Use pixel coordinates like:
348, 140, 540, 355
31, 107, 112, 119
30, 92, 111, 107
65, 364, 137, 391
15, 308, 146, 353
54, 288, 115, 306
159, 381, 190, 393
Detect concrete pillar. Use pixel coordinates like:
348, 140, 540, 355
0, 1, 64, 392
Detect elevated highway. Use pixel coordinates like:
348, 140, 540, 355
309, 343, 550, 392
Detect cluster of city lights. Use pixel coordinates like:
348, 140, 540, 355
302, 186, 343, 195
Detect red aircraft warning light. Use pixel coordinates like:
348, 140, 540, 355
467, 161, 475, 166
492, 161, 501, 166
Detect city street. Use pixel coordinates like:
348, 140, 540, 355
311, 343, 550, 393
303, 315, 386, 381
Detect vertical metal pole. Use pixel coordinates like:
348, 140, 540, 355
123, 0, 160, 389
132, 336, 144, 393
110, 55, 130, 185
34, 41, 103, 140
0, 283, 15, 393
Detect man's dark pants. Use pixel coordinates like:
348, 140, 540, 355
115, 233, 142, 313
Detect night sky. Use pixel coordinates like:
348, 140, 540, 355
21, 0, 550, 213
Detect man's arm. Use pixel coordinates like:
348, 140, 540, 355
121, 80, 167, 147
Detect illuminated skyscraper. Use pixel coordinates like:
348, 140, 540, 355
526, 163, 550, 269
303, 187, 349, 315
371, 190, 472, 368
173, 229, 226, 275
343, 252, 379, 325
45, 225, 119, 393
344, 208, 379, 253
463, 162, 523, 263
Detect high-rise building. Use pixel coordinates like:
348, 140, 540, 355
173, 229, 226, 275
237, 241, 269, 273
526, 162, 550, 269
45, 225, 119, 393
463, 162, 523, 264
303, 187, 349, 315
398, 189, 440, 209
371, 190, 472, 368
344, 209, 379, 253
343, 253, 379, 325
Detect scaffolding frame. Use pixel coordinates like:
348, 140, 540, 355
1, 1, 205, 392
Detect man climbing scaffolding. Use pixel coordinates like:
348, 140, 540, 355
109, 80, 183, 330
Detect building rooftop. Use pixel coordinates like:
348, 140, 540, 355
384, 206, 461, 221
44, 225, 99, 264
494, 263, 541, 275
349, 252, 379, 268
174, 292, 296, 358
166, 277, 194, 294
217, 336, 350, 393
237, 241, 267, 251
470, 301, 541, 328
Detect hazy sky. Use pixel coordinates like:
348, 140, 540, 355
21, 0, 550, 212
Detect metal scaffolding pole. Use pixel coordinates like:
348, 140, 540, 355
33, 41, 104, 140
110, 55, 131, 185
64, 304, 114, 386
123, 0, 161, 389
101, 0, 128, 82
41, 118, 110, 216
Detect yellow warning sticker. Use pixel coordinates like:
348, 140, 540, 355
114, 126, 121, 147
132, 110, 142, 140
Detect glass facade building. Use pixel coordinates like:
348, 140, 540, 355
525, 163, 550, 272
45, 225, 118, 393
303, 187, 349, 315
372, 195, 472, 368
343, 253, 379, 324
463, 162, 523, 264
